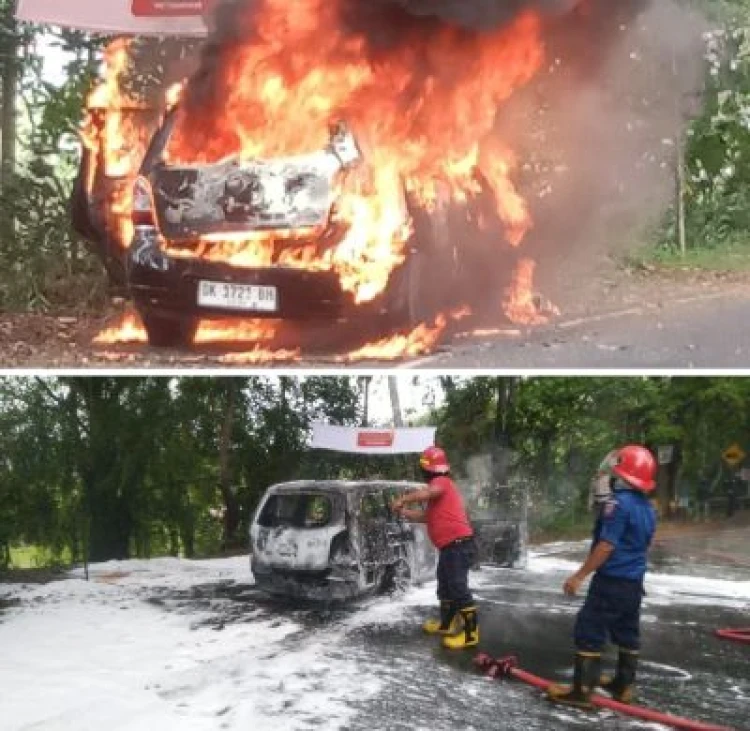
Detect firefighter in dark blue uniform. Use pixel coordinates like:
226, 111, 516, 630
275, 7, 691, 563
547, 445, 658, 708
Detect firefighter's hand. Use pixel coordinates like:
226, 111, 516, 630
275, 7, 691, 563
563, 574, 584, 596
391, 499, 404, 513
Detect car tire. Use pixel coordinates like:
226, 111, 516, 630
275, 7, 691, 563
381, 556, 412, 596
141, 311, 198, 348
396, 188, 450, 328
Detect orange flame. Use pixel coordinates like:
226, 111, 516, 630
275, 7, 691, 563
86, 3, 559, 356
82, 38, 156, 251
195, 319, 279, 344
94, 310, 282, 347
503, 257, 559, 325
220, 348, 301, 364
164, 1, 544, 303
94, 310, 147, 345
340, 315, 448, 361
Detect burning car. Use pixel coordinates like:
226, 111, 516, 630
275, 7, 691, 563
249, 480, 437, 601
72, 1, 553, 350
74, 99, 504, 347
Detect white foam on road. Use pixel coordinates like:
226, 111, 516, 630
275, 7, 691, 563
0, 556, 380, 731
1, 548, 748, 731
525, 551, 750, 609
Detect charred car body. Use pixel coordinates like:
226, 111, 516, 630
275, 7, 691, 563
249, 480, 437, 601
73, 103, 504, 347
471, 518, 524, 568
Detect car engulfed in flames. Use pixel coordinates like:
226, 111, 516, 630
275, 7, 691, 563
72, 0, 572, 353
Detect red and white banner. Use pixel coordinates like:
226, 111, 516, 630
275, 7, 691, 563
132, 0, 208, 17
16, 0, 211, 35
311, 424, 437, 455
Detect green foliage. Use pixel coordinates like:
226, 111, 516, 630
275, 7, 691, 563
0, 22, 207, 311
657, 13, 750, 258
0, 18, 106, 310
0, 159, 107, 310
3, 375, 750, 569
0, 376, 364, 568
431, 376, 750, 534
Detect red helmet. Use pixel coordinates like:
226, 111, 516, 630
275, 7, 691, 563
606, 445, 656, 492
420, 446, 450, 475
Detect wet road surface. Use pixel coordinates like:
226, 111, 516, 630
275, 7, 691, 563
141, 543, 750, 731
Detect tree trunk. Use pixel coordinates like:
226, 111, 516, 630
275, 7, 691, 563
87, 474, 132, 562
168, 527, 180, 557
218, 382, 240, 548
491, 377, 517, 511
180, 516, 195, 558
1, 0, 18, 189
387, 376, 404, 427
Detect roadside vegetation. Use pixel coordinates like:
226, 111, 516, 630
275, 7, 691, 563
641, 0, 750, 269
2, 376, 749, 571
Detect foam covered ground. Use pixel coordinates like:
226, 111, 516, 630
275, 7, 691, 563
1, 547, 748, 730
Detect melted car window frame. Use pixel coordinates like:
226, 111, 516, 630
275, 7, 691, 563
258, 492, 336, 529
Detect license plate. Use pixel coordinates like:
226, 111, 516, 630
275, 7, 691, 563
197, 281, 278, 312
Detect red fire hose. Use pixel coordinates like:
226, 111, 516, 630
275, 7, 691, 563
474, 653, 735, 731
715, 628, 750, 645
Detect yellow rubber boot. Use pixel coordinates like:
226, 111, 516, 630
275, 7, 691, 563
547, 652, 602, 710
442, 606, 479, 649
422, 601, 459, 635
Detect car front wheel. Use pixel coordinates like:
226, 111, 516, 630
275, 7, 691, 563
381, 556, 412, 596
140, 311, 199, 349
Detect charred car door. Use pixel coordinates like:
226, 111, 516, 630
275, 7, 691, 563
357, 490, 393, 588
385, 485, 437, 584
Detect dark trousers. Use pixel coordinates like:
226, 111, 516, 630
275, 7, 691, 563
574, 573, 644, 652
436, 540, 474, 608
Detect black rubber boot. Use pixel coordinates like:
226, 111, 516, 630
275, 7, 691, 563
547, 652, 602, 709
423, 601, 459, 635
600, 648, 638, 703
442, 606, 479, 649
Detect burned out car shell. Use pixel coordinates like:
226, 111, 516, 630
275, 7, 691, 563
471, 518, 523, 568
126, 113, 363, 334
249, 480, 437, 601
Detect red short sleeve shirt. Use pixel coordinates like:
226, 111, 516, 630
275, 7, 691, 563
424, 476, 474, 549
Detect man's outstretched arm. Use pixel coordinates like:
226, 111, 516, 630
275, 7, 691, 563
398, 507, 427, 523
395, 484, 443, 507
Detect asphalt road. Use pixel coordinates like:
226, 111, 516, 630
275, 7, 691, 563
408, 289, 750, 370
3, 277, 750, 369
146, 538, 749, 731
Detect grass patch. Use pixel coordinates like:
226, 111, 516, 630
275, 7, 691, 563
627, 232, 750, 273
623, 223, 750, 272
9, 545, 72, 570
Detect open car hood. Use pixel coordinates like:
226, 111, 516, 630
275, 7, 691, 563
150, 123, 362, 241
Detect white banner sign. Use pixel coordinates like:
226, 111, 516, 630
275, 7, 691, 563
16, 0, 211, 36
310, 424, 437, 455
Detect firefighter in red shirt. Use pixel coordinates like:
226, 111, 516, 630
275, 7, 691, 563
391, 446, 478, 649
